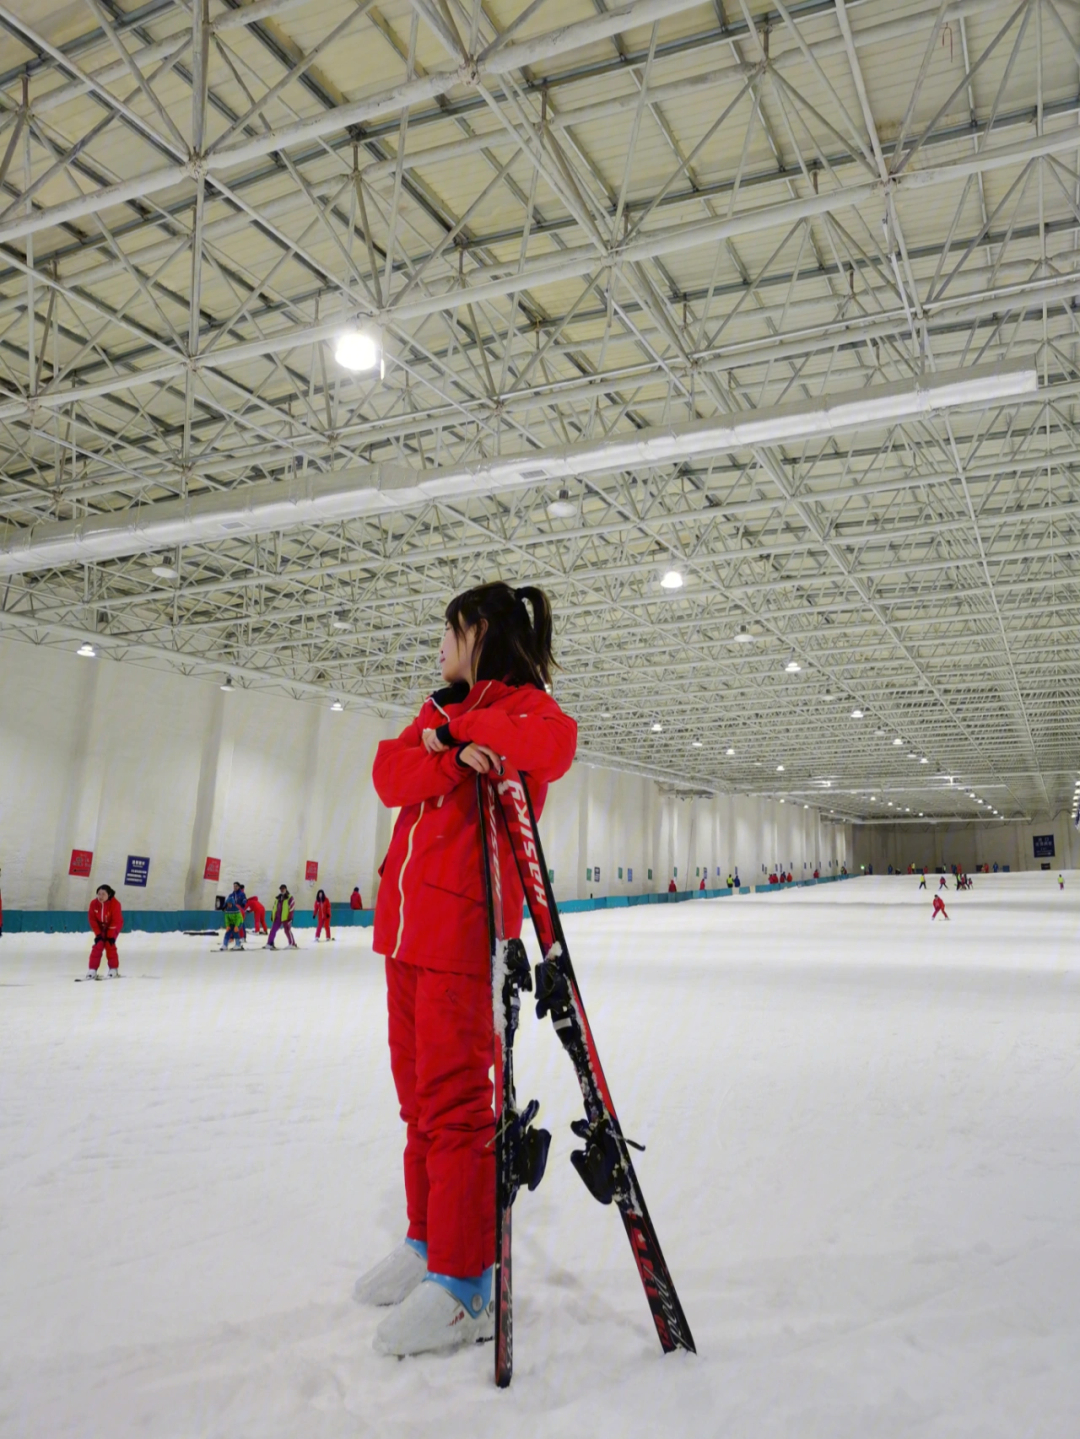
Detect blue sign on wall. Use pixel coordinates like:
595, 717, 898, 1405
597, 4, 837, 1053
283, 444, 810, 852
1033, 835, 1055, 859
125, 855, 150, 887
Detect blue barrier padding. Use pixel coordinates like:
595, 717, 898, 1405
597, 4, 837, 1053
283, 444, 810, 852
4, 907, 376, 934
3, 870, 856, 932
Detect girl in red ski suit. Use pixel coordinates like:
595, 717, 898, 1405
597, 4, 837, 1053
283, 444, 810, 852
932, 893, 949, 920
88, 885, 124, 973
314, 889, 332, 941
366, 582, 576, 1352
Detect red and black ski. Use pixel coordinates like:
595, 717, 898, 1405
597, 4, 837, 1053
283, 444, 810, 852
489, 767, 696, 1359
477, 775, 550, 1389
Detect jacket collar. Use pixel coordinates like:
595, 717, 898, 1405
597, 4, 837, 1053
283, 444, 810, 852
430, 678, 517, 716
432, 680, 470, 708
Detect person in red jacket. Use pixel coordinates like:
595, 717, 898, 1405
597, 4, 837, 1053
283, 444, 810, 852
349, 886, 363, 910
667, 877, 677, 893
698, 874, 706, 891
244, 893, 268, 935
355, 582, 576, 1359
86, 884, 123, 979
314, 888, 332, 941
932, 893, 949, 921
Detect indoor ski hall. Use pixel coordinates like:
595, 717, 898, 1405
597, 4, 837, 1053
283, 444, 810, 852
1, 0, 1079, 1434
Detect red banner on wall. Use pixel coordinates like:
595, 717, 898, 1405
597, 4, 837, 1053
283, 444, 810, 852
69, 849, 93, 878
204, 856, 221, 882
305, 860, 319, 882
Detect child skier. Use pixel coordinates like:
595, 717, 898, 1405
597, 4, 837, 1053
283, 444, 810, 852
932, 893, 949, 921
314, 888, 332, 941
1059, 874, 1065, 891
266, 886, 297, 949
350, 886, 364, 910
86, 884, 123, 978
221, 887, 245, 950
356, 581, 576, 1359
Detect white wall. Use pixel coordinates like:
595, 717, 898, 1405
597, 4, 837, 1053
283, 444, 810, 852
0, 635, 393, 911
545, 763, 851, 901
0, 635, 852, 911
852, 816, 1080, 874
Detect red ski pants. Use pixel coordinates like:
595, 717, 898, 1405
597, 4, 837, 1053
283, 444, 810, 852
89, 938, 119, 970
316, 919, 331, 939
385, 957, 494, 1278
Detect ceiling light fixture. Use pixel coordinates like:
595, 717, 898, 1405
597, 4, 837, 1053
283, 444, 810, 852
851, 709, 864, 719
546, 488, 576, 518
725, 746, 735, 756
776, 764, 785, 772
77, 642, 96, 658
220, 676, 233, 692
151, 564, 178, 580
660, 569, 684, 590
334, 327, 382, 374
330, 699, 344, 712
733, 627, 754, 643
892, 737, 903, 746
692, 740, 703, 748
784, 655, 802, 673
651, 722, 663, 733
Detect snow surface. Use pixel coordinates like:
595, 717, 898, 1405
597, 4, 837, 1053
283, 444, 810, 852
2, 874, 1078, 1438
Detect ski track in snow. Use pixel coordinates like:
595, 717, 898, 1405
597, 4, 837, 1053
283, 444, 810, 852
1, 874, 1079, 1438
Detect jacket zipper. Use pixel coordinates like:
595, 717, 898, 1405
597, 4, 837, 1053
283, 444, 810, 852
394, 799, 425, 957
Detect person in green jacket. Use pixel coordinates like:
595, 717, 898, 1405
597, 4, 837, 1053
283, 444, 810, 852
266, 885, 298, 949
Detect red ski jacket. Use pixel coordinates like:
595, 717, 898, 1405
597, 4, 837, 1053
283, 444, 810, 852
373, 679, 576, 976
314, 896, 331, 922
89, 895, 123, 940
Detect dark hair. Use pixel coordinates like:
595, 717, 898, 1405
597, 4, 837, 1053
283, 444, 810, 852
445, 582, 555, 689
316, 888, 326, 902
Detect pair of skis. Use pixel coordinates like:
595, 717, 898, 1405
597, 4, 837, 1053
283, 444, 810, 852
477, 767, 695, 1388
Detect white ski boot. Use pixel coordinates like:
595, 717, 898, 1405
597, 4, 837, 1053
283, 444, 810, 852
107, 969, 121, 978
372, 1276, 494, 1356
354, 1239, 427, 1306
84, 970, 98, 982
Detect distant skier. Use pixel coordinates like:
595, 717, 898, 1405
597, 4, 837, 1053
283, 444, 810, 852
932, 893, 949, 921
86, 884, 123, 978
726, 872, 734, 889
221, 887, 245, 950
939, 875, 948, 889
266, 886, 297, 949
918, 872, 927, 890
245, 893, 268, 934
314, 888, 332, 941
355, 580, 575, 1359
232, 881, 248, 943
1059, 874, 1065, 891
699, 875, 706, 891
350, 886, 364, 910
668, 877, 677, 893
733, 869, 740, 888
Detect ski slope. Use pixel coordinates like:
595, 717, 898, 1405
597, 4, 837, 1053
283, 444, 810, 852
1, 874, 1078, 1438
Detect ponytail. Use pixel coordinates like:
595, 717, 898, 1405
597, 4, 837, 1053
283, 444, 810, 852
445, 581, 556, 689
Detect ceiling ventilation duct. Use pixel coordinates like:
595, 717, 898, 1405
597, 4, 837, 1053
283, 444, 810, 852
0, 362, 1036, 576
